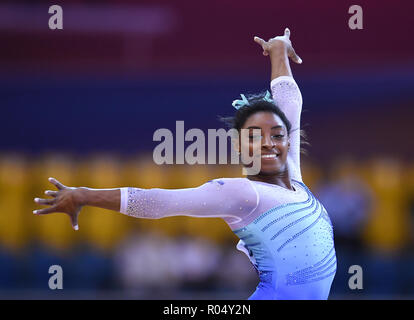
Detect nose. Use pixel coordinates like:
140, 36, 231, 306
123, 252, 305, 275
262, 134, 275, 150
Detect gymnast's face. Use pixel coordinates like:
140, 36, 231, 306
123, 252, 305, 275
239, 111, 290, 175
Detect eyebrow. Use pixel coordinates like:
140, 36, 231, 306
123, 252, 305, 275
246, 125, 284, 130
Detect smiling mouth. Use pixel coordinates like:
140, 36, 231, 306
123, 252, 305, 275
261, 154, 279, 159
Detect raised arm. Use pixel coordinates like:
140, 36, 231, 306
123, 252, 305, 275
33, 177, 258, 230
254, 28, 303, 182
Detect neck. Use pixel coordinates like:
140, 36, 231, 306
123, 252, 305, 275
247, 170, 294, 191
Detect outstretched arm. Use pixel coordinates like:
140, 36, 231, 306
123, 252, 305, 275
118, 178, 257, 223
33, 177, 257, 231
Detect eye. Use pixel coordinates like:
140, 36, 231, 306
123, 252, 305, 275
273, 134, 284, 139
249, 135, 262, 140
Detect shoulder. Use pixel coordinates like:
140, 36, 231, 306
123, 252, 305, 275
207, 177, 252, 188
206, 177, 258, 203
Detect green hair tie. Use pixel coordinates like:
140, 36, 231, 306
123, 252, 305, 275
232, 91, 273, 110
263, 90, 273, 103
232, 94, 249, 110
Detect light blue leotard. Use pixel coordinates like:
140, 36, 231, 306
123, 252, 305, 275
234, 179, 336, 300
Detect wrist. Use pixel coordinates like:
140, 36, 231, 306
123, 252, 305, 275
269, 45, 288, 59
269, 46, 292, 79
74, 187, 89, 206
269, 41, 288, 53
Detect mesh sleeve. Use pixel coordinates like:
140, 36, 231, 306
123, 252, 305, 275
119, 178, 258, 225
271, 76, 303, 182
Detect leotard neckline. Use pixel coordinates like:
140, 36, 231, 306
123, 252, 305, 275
246, 178, 302, 193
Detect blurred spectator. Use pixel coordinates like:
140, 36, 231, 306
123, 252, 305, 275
114, 231, 180, 292
316, 158, 373, 248
114, 230, 225, 297
316, 158, 374, 297
173, 234, 221, 291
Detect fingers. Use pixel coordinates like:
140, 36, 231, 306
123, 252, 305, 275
284, 27, 290, 39
253, 36, 265, 46
34, 197, 55, 205
45, 190, 58, 197
282, 27, 302, 64
290, 47, 303, 64
33, 206, 57, 215
69, 210, 79, 231
254, 36, 269, 56
48, 177, 65, 190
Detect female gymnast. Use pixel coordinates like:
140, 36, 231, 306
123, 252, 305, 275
33, 28, 336, 300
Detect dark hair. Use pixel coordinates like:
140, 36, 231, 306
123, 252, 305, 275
219, 91, 310, 155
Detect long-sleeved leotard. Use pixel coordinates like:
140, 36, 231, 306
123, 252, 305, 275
120, 76, 336, 300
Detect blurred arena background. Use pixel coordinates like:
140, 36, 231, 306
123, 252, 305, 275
1, 0, 414, 299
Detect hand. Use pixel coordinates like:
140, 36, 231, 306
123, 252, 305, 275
254, 27, 302, 64
33, 177, 84, 231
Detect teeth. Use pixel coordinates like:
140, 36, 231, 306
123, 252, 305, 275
261, 154, 277, 158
